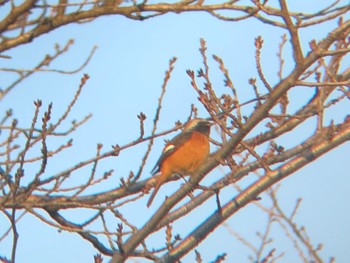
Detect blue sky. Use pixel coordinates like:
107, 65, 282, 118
0, 1, 350, 262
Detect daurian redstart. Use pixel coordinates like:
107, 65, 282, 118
147, 118, 211, 207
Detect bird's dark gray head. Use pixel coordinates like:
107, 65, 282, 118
184, 118, 212, 135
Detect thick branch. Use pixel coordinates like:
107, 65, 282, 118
0, 0, 37, 33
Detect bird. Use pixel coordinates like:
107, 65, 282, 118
147, 118, 212, 207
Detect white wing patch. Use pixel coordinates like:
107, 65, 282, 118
163, 144, 175, 153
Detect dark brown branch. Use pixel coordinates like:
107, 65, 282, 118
46, 208, 114, 255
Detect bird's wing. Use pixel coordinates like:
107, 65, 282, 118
150, 131, 192, 175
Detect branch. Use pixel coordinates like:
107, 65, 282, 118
279, 0, 304, 65
46, 208, 114, 255
159, 120, 350, 262
1, 1, 349, 52
110, 21, 350, 261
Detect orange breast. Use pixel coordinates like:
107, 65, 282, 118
160, 131, 210, 177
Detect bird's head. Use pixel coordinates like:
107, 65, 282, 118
184, 118, 212, 135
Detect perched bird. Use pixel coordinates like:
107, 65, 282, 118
147, 118, 212, 207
